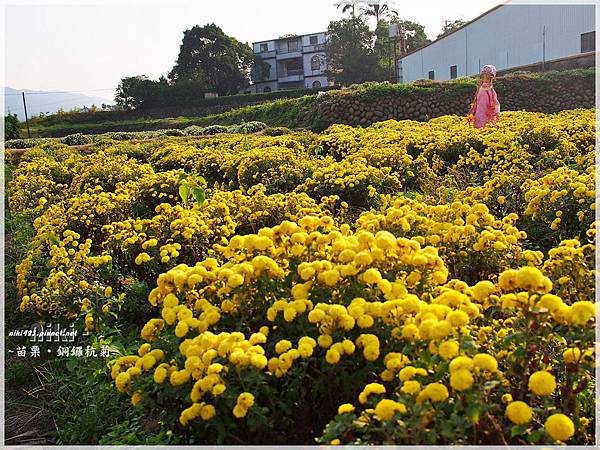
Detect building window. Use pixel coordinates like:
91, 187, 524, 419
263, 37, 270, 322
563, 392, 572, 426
581, 31, 595, 53
309, 35, 318, 45
450, 65, 457, 79
428, 70, 435, 80
311, 55, 321, 71
284, 58, 303, 75
312, 80, 322, 88
287, 40, 299, 52
263, 86, 272, 93
260, 43, 268, 52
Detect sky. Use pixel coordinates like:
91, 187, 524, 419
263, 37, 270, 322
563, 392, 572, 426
3, 0, 503, 102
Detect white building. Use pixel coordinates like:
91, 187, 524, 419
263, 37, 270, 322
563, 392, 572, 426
398, 3, 596, 83
252, 32, 330, 92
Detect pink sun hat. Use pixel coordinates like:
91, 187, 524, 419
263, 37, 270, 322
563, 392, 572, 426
481, 64, 497, 77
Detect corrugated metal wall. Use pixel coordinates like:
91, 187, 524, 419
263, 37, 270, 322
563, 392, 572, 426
400, 4, 595, 82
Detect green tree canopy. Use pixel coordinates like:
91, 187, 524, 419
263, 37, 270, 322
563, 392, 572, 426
325, 17, 380, 85
437, 19, 467, 39
4, 113, 20, 140
334, 0, 364, 18
114, 75, 168, 109
361, 1, 396, 26
372, 21, 395, 81
370, 17, 430, 81
168, 23, 253, 95
252, 55, 272, 83
393, 19, 431, 54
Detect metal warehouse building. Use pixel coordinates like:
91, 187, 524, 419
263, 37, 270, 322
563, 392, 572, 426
398, 2, 596, 83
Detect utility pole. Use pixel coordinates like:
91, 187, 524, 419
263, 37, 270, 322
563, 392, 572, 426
542, 25, 546, 71
22, 92, 31, 138
393, 39, 398, 83
388, 38, 393, 81
389, 23, 399, 83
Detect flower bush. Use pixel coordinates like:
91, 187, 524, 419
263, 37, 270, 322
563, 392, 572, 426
6, 108, 596, 445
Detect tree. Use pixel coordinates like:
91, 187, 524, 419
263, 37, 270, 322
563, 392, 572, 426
372, 20, 395, 81
361, 1, 396, 27
252, 55, 272, 83
368, 16, 430, 81
325, 17, 380, 85
436, 19, 467, 39
4, 114, 20, 140
115, 76, 148, 109
391, 19, 431, 54
168, 23, 254, 95
114, 75, 169, 110
334, 0, 366, 18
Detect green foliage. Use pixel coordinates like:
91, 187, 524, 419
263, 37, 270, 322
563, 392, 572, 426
17, 69, 597, 138
252, 54, 272, 83
60, 133, 91, 146
201, 125, 228, 135
34, 349, 133, 444
4, 109, 596, 445
4, 113, 21, 140
178, 172, 207, 206
4, 137, 56, 149
263, 126, 293, 136
114, 75, 168, 110
360, 1, 397, 23
194, 96, 320, 130
99, 417, 179, 445
326, 18, 381, 85
347, 81, 434, 102
394, 19, 431, 53
436, 18, 467, 39
229, 121, 268, 134
4, 122, 270, 148
372, 22, 395, 82
183, 125, 205, 136
168, 23, 254, 95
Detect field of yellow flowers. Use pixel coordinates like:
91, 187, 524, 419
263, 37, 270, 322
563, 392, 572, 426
6, 108, 596, 445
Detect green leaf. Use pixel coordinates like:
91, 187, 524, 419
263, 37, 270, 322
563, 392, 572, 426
47, 231, 60, 245
66, 358, 79, 372
510, 424, 528, 438
178, 184, 189, 203
525, 428, 544, 443
502, 332, 522, 346
440, 420, 454, 438
467, 404, 480, 424
190, 186, 205, 205
178, 172, 188, 182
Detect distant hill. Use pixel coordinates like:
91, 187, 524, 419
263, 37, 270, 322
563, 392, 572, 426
4, 87, 114, 120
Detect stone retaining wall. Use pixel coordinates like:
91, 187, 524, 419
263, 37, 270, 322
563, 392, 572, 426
317, 69, 595, 127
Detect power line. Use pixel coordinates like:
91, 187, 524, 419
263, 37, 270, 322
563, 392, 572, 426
4, 88, 115, 96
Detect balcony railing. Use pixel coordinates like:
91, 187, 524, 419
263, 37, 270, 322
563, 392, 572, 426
303, 43, 325, 52
278, 73, 304, 83
257, 50, 276, 58
276, 49, 302, 60
283, 69, 304, 76
258, 45, 325, 59
277, 45, 301, 53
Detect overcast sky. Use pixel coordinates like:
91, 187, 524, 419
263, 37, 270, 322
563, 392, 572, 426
3, 0, 503, 101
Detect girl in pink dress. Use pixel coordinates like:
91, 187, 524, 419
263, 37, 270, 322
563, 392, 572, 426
469, 65, 500, 128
